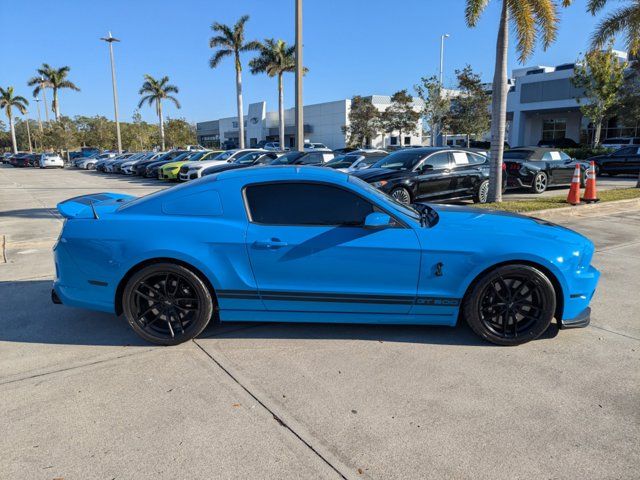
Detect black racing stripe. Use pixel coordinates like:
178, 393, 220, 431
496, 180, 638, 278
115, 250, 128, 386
218, 289, 460, 306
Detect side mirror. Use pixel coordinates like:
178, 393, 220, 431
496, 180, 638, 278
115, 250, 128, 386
364, 212, 392, 229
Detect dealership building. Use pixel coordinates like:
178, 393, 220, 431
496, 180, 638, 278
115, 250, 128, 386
196, 95, 424, 150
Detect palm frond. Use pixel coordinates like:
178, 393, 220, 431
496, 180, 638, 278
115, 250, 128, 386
590, 5, 634, 50
209, 49, 232, 68
240, 40, 262, 52
166, 95, 181, 109
465, 0, 490, 27
587, 0, 608, 15
209, 35, 232, 48
58, 80, 80, 91
508, 0, 536, 62
529, 0, 559, 50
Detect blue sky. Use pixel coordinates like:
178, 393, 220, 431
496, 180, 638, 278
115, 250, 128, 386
0, 0, 623, 124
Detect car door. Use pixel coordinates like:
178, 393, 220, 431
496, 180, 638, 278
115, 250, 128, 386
414, 151, 454, 200
544, 151, 572, 184
244, 182, 421, 314
610, 147, 635, 174
448, 151, 486, 196
626, 147, 640, 174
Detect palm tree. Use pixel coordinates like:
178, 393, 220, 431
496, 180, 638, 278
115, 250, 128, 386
465, 0, 572, 202
589, 0, 640, 56
209, 15, 261, 149
250, 39, 302, 149
138, 74, 180, 150
27, 64, 79, 121
28, 76, 49, 122
0, 87, 29, 154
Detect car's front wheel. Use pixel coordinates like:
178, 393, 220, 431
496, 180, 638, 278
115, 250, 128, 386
390, 187, 412, 205
462, 264, 556, 346
122, 263, 215, 345
530, 171, 548, 194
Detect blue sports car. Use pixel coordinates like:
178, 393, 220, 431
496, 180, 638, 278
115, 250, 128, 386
52, 166, 599, 346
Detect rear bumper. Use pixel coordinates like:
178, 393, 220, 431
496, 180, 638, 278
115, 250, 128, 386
560, 307, 591, 329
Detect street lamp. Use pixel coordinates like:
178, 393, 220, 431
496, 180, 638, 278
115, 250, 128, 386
34, 96, 43, 132
40, 76, 50, 123
294, 0, 304, 151
439, 33, 450, 85
100, 31, 123, 154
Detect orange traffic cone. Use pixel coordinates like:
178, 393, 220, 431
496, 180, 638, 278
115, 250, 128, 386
566, 164, 582, 205
582, 161, 600, 203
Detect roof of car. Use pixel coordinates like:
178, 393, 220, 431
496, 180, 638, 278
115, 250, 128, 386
216, 165, 347, 183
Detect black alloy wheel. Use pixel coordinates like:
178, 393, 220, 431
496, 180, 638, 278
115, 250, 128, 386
390, 187, 412, 205
463, 264, 555, 346
122, 263, 214, 345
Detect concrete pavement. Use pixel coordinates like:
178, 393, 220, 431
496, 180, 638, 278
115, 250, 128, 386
1, 166, 638, 479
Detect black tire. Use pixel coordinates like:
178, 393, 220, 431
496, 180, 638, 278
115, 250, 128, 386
390, 187, 412, 205
530, 171, 548, 194
462, 264, 556, 346
122, 263, 215, 345
473, 179, 490, 204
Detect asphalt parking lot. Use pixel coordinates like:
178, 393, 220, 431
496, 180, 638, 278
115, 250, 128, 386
1, 166, 639, 480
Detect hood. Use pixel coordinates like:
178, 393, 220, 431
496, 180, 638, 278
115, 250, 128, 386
352, 168, 415, 182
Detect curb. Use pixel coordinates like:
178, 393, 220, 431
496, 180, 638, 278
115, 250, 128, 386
523, 197, 640, 221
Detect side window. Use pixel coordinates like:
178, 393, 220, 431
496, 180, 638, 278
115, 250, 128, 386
541, 152, 553, 161
614, 147, 634, 156
467, 153, 487, 165
300, 153, 322, 165
422, 152, 451, 170
559, 151, 571, 161
451, 151, 470, 165
245, 183, 374, 226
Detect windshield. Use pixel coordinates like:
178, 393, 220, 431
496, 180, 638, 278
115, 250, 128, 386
268, 151, 304, 165
324, 155, 355, 168
373, 151, 424, 171
187, 151, 209, 162
348, 175, 420, 221
214, 151, 235, 160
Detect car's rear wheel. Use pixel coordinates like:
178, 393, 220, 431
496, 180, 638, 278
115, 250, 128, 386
390, 187, 412, 205
530, 171, 548, 194
462, 264, 555, 346
473, 179, 490, 204
122, 263, 214, 345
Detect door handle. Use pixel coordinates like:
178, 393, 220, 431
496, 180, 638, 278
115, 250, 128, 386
253, 238, 288, 250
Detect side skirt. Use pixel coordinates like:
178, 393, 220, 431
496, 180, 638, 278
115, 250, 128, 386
219, 309, 458, 326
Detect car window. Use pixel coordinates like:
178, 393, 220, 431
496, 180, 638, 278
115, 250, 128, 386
422, 152, 451, 170
613, 147, 635, 156
559, 151, 571, 161
245, 183, 375, 226
451, 151, 471, 165
503, 150, 532, 160
269, 151, 304, 165
325, 155, 355, 169
373, 150, 425, 171
298, 153, 323, 165
602, 138, 625, 145
466, 153, 487, 165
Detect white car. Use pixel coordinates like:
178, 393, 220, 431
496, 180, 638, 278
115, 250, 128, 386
120, 152, 162, 175
600, 137, 640, 151
39, 153, 64, 168
77, 152, 116, 170
178, 149, 266, 181
304, 142, 328, 150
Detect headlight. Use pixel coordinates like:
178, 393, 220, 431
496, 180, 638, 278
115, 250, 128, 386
371, 180, 388, 188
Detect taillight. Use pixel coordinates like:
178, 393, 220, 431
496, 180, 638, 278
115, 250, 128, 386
502, 163, 506, 171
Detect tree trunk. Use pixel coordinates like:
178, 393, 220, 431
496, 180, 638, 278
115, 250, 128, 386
488, 0, 509, 203
42, 87, 50, 123
466, 133, 470, 148
158, 101, 165, 151
593, 120, 602, 147
235, 55, 245, 149
278, 73, 285, 150
53, 88, 60, 121
8, 113, 17, 154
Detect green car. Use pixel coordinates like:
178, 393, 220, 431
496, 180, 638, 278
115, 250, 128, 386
159, 150, 222, 180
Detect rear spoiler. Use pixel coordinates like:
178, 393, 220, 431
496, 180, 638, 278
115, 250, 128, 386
57, 192, 135, 219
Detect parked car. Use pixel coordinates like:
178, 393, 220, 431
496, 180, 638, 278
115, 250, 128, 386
121, 152, 163, 175
324, 150, 387, 172
109, 152, 148, 173
200, 151, 282, 177
9, 153, 32, 167
103, 153, 135, 173
53, 166, 599, 347
588, 146, 640, 176
134, 151, 184, 176
39, 152, 64, 168
159, 150, 220, 180
261, 142, 284, 151
352, 147, 494, 204
78, 152, 117, 170
266, 150, 335, 166
146, 151, 199, 178
96, 153, 131, 172
503, 148, 588, 193
600, 137, 640, 151
178, 149, 266, 181
304, 142, 328, 150
332, 147, 360, 155
537, 138, 579, 148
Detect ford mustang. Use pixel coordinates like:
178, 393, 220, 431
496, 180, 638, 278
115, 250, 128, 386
52, 166, 599, 346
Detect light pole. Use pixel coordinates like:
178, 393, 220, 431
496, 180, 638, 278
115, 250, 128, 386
40, 76, 50, 122
35, 96, 43, 132
25, 116, 33, 153
294, 0, 304, 151
439, 33, 450, 85
101, 31, 123, 154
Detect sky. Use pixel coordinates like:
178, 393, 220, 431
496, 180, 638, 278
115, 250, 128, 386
0, 0, 624, 125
